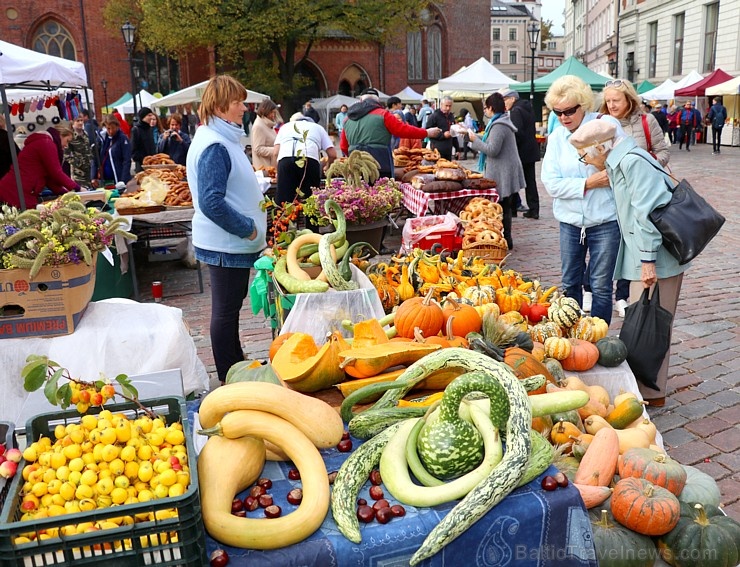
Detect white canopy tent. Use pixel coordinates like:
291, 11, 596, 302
311, 94, 358, 129
437, 57, 516, 94
115, 89, 159, 116
392, 86, 424, 104
150, 80, 270, 110
641, 71, 703, 101
706, 75, 740, 96
0, 40, 89, 209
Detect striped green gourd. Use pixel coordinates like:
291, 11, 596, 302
547, 296, 582, 328
319, 199, 358, 291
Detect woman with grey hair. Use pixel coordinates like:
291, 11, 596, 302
569, 118, 687, 406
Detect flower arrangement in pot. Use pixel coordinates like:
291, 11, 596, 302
0, 193, 135, 279
303, 151, 402, 227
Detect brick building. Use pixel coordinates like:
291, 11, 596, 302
1, 1, 491, 116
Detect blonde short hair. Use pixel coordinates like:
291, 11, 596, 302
545, 75, 595, 112
199, 75, 248, 125
598, 79, 642, 117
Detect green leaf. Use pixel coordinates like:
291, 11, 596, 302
23, 363, 48, 392
95, 380, 106, 390
121, 383, 139, 400
114, 374, 130, 386
57, 383, 72, 409
44, 369, 63, 406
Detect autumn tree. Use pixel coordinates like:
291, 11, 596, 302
104, 0, 431, 112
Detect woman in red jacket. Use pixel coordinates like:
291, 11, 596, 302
0, 126, 80, 209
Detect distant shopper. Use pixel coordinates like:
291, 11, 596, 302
426, 96, 456, 160
65, 117, 94, 185
157, 113, 191, 165
0, 115, 20, 179
92, 115, 132, 187
251, 100, 280, 170
131, 106, 157, 171
706, 97, 727, 155
302, 100, 321, 125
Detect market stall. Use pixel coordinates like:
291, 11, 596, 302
402, 182, 499, 217
706, 75, 740, 147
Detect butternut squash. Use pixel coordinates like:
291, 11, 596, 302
338, 342, 441, 379
585, 384, 610, 408
560, 375, 589, 391
199, 410, 330, 549
605, 397, 647, 429
574, 427, 619, 487
550, 420, 582, 446
583, 415, 612, 435
272, 331, 349, 392
614, 427, 651, 454
576, 396, 609, 421
197, 382, 344, 449
613, 390, 638, 406
631, 419, 658, 445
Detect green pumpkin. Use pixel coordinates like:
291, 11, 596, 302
678, 465, 721, 508
590, 508, 657, 567
596, 336, 628, 367
658, 502, 740, 567
225, 360, 283, 385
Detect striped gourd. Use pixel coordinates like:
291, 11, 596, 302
529, 321, 563, 343
319, 199, 358, 291
406, 349, 533, 565
416, 371, 510, 479
547, 296, 582, 328
567, 316, 609, 343
543, 336, 573, 361
330, 421, 403, 543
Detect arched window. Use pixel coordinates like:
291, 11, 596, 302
407, 31, 422, 80
427, 26, 442, 80
32, 20, 76, 61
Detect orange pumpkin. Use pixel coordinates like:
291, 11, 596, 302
560, 338, 600, 371
269, 333, 294, 361
444, 317, 469, 348
617, 448, 687, 496
530, 341, 545, 362
394, 288, 445, 339
495, 285, 525, 313
413, 327, 450, 348
611, 477, 681, 536
503, 347, 555, 394
442, 298, 482, 336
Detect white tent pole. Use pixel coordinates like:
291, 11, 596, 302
1, 86, 26, 210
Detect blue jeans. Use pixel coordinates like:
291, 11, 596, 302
559, 221, 620, 325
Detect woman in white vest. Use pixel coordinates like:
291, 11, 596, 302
186, 75, 267, 384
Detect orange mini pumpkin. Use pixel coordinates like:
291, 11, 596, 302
560, 338, 600, 372
442, 298, 482, 336
394, 289, 445, 339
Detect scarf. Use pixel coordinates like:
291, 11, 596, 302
477, 112, 503, 172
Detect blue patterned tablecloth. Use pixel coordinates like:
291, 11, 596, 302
188, 401, 598, 567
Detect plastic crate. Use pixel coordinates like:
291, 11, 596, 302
0, 398, 207, 567
414, 229, 463, 251
0, 423, 18, 514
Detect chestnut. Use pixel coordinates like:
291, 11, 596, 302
341, 431, 350, 440
553, 471, 569, 488
390, 504, 406, 517
375, 506, 394, 524
209, 549, 229, 567
232, 509, 246, 517
258, 494, 274, 508
357, 498, 367, 506
369, 470, 382, 486
371, 498, 389, 511
286, 488, 303, 505
257, 477, 273, 490
368, 485, 384, 500
337, 439, 353, 452
264, 505, 282, 518
288, 468, 301, 481
327, 471, 338, 484
249, 485, 265, 498
243, 495, 259, 512
356, 504, 375, 523
541, 475, 558, 491
231, 498, 243, 513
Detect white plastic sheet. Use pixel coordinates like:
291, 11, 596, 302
280, 264, 385, 343
0, 299, 209, 424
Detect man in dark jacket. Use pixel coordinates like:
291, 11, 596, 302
130, 106, 157, 172
425, 96, 456, 160
500, 88, 540, 219
302, 101, 321, 125
707, 97, 727, 155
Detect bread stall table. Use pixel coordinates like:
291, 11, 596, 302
189, 401, 598, 567
402, 183, 499, 217
116, 207, 203, 300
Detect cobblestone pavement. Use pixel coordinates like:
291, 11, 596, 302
136, 140, 739, 520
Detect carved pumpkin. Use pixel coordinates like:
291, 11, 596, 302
394, 289, 445, 339
442, 298, 482, 336
560, 339, 600, 372
269, 332, 295, 361
272, 331, 350, 392
547, 296, 582, 328
543, 336, 572, 360
568, 316, 609, 343
611, 477, 681, 536
618, 447, 687, 496
529, 321, 563, 343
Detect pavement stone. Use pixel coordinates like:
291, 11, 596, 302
706, 427, 740, 453
131, 142, 739, 512
660, 427, 697, 449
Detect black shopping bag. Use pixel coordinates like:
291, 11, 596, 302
618, 283, 673, 391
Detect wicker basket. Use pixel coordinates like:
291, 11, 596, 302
462, 242, 508, 263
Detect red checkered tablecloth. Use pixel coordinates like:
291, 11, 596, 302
401, 183, 499, 217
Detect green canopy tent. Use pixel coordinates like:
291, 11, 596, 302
636, 80, 656, 94
102, 92, 132, 115
509, 56, 610, 120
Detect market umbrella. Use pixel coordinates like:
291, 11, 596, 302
674, 69, 734, 97
509, 56, 609, 93
636, 80, 656, 94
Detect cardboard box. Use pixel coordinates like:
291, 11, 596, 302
0, 259, 97, 339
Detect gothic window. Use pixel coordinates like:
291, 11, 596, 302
427, 25, 442, 80
32, 20, 76, 61
407, 31, 423, 80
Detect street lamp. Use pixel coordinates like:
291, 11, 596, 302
607, 59, 617, 78
120, 21, 138, 118
101, 79, 108, 115
625, 52, 636, 83
527, 23, 540, 102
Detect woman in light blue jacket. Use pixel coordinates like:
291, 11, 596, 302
569, 118, 687, 406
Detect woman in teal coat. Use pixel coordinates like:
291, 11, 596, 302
569, 119, 687, 406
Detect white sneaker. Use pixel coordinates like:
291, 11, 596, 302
582, 292, 592, 313
615, 299, 629, 318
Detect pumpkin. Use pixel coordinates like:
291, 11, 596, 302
351, 318, 390, 349
413, 327, 450, 348
503, 346, 555, 394
529, 321, 563, 343
394, 288, 445, 339
596, 336, 629, 367
461, 284, 496, 305
272, 331, 350, 392
560, 339, 600, 372
269, 333, 294, 361
589, 508, 657, 567
474, 302, 500, 319
442, 298, 482, 336
530, 341, 545, 362
513, 331, 534, 352
444, 317, 469, 349
677, 465, 722, 508
550, 420, 582, 446
225, 360, 285, 386
495, 285, 525, 313
611, 477, 681, 536
658, 502, 740, 567
618, 448, 687, 496
547, 296, 582, 328
543, 336, 572, 360
542, 357, 567, 383
497, 310, 528, 331
568, 316, 609, 343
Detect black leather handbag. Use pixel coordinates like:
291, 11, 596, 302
645, 161, 725, 265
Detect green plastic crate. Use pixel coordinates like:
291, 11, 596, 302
0, 398, 207, 567
0, 423, 17, 514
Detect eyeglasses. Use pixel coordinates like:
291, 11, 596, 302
578, 153, 588, 164
552, 104, 581, 117
605, 79, 625, 88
